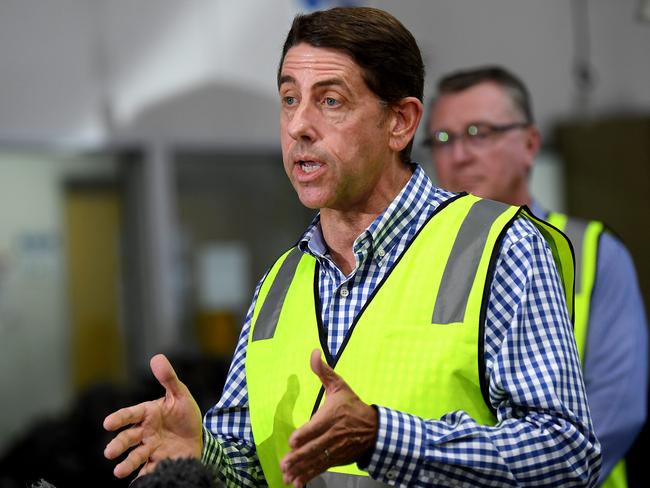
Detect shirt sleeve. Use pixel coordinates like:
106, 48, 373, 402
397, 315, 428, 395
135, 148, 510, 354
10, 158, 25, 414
583, 232, 648, 479
201, 276, 269, 487
361, 216, 602, 487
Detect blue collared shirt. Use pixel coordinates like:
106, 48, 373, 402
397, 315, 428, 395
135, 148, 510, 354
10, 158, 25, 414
530, 202, 648, 481
202, 164, 601, 486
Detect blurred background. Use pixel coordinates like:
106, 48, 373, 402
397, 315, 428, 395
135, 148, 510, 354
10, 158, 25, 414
0, 0, 648, 486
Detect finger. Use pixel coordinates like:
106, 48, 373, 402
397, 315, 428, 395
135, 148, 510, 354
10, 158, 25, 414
290, 352, 344, 449
103, 403, 146, 432
293, 463, 326, 488
282, 437, 331, 485
150, 354, 186, 398
113, 442, 153, 479
309, 349, 343, 393
104, 425, 144, 460
137, 457, 158, 478
288, 403, 331, 449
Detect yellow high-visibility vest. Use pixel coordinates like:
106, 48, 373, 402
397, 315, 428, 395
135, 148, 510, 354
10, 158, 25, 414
547, 212, 626, 488
246, 195, 574, 487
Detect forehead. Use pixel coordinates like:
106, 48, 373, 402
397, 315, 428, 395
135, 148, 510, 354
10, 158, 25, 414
279, 43, 364, 87
430, 82, 519, 128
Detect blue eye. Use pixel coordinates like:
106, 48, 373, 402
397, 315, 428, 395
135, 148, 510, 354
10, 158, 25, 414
284, 96, 296, 106
324, 97, 339, 107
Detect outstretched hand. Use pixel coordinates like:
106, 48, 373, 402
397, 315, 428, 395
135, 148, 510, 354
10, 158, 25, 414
280, 349, 378, 487
103, 354, 204, 479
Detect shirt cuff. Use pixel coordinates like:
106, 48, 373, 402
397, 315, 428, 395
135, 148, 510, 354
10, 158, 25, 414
201, 425, 224, 466
358, 405, 426, 485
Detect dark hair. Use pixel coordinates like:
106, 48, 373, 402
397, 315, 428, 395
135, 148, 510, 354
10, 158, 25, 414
433, 65, 534, 124
278, 7, 425, 164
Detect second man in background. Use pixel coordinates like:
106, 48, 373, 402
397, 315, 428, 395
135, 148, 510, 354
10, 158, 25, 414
426, 65, 648, 487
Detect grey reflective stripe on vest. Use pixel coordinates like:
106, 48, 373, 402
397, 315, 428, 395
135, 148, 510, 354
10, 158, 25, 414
252, 247, 303, 341
563, 218, 587, 294
432, 198, 511, 324
307, 472, 390, 488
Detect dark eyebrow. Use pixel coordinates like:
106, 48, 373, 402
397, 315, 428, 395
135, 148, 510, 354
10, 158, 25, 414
278, 76, 349, 92
313, 78, 347, 91
278, 75, 295, 88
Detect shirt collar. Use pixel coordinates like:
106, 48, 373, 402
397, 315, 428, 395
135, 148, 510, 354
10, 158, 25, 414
298, 163, 439, 263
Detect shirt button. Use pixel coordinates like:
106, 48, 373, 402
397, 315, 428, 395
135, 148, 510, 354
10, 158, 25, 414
340, 286, 349, 297
386, 469, 397, 480
377, 247, 386, 258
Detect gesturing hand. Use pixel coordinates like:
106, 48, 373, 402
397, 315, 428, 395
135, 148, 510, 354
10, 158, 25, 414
103, 354, 204, 479
280, 349, 378, 487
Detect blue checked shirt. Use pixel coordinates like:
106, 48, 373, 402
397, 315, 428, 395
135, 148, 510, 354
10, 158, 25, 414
202, 164, 601, 487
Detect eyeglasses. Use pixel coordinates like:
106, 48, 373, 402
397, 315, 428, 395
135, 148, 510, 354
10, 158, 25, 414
422, 122, 530, 151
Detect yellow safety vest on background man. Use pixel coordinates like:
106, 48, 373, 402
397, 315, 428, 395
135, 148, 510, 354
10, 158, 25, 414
547, 212, 626, 488
246, 195, 574, 488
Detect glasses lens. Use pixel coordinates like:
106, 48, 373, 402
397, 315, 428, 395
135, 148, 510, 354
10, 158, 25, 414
434, 131, 450, 145
464, 123, 496, 149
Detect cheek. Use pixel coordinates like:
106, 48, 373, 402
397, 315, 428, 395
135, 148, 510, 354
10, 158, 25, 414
280, 126, 292, 160
496, 148, 525, 177
280, 150, 294, 183
434, 158, 456, 180
481, 147, 511, 172
279, 117, 290, 142
324, 130, 355, 165
482, 152, 522, 191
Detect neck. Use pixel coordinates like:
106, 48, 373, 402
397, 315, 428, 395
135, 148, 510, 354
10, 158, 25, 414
490, 183, 532, 207
320, 163, 412, 276
320, 211, 376, 276
511, 186, 533, 207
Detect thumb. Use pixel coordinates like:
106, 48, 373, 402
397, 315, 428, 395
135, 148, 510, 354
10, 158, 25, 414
310, 349, 343, 393
150, 353, 186, 398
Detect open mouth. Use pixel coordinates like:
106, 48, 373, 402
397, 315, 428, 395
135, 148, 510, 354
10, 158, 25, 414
298, 160, 323, 174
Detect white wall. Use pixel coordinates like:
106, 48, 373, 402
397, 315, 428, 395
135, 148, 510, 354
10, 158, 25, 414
0, 153, 117, 454
0, 0, 103, 143
0, 157, 69, 452
0, 0, 648, 146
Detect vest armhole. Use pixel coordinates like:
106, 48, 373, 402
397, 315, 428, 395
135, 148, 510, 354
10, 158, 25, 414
522, 207, 576, 325
477, 208, 521, 417
589, 226, 605, 304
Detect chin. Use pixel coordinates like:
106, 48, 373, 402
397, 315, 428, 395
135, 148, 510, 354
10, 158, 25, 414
296, 194, 326, 210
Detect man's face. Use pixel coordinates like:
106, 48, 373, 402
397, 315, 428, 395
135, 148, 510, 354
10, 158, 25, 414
279, 43, 395, 212
428, 82, 539, 205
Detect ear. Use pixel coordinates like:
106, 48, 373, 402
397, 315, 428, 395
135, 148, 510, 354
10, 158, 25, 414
387, 97, 424, 153
523, 125, 542, 172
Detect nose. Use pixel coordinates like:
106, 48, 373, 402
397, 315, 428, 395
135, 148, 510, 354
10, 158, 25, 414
449, 137, 473, 164
287, 101, 318, 142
